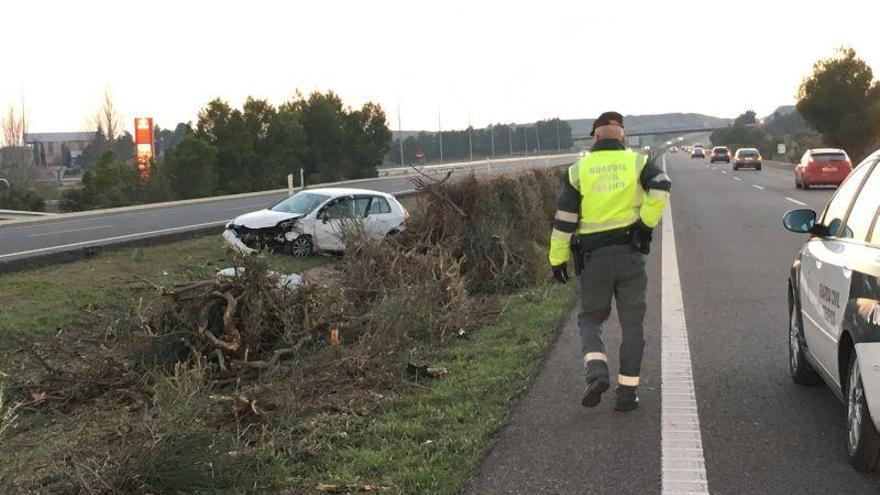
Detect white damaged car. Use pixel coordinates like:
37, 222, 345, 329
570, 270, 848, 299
223, 187, 409, 257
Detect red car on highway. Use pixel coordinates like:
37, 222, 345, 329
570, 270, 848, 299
795, 148, 853, 189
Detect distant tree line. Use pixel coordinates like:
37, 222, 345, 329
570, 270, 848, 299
709, 107, 826, 162
710, 48, 880, 164
797, 47, 880, 162
63, 91, 391, 210
388, 118, 573, 165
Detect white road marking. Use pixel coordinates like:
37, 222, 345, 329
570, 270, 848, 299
661, 155, 709, 495
27, 224, 112, 238
721, 171, 727, 175
0, 220, 227, 260
733, 177, 742, 181
752, 184, 765, 190
785, 197, 807, 206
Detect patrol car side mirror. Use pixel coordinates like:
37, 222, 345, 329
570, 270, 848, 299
782, 209, 816, 234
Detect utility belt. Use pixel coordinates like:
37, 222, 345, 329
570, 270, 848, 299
571, 232, 640, 276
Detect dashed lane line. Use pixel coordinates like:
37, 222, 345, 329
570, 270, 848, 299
662, 155, 709, 494
785, 197, 807, 206
752, 184, 765, 190
733, 177, 742, 181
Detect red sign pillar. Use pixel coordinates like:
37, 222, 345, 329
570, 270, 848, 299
134, 117, 154, 181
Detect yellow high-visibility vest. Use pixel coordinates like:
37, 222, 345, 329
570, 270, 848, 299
570, 149, 647, 234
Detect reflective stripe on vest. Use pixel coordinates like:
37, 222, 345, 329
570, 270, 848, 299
576, 150, 647, 235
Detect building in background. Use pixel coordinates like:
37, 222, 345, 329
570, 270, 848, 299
24, 132, 94, 167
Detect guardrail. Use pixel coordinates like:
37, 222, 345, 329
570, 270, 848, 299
0, 209, 56, 221
378, 153, 578, 177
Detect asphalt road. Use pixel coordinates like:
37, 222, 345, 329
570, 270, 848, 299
467, 152, 880, 493
0, 156, 571, 263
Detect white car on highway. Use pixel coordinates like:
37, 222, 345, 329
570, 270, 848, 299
223, 188, 408, 257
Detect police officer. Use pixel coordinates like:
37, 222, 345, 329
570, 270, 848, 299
549, 111, 671, 412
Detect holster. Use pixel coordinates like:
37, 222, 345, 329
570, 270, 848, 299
571, 237, 585, 276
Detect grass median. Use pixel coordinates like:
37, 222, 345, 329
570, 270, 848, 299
296, 282, 577, 493
1, 169, 578, 493
0, 235, 322, 339
0, 234, 577, 493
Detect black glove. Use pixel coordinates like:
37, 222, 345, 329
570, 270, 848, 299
552, 263, 570, 284
630, 220, 653, 255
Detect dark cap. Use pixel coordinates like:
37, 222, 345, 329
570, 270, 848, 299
590, 111, 624, 136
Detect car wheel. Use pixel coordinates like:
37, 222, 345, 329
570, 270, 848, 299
846, 353, 880, 472
789, 299, 822, 386
803, 180, 810, 190
286, 235, 313, 257
756, 165, 762, 171
733, 165, 739, 171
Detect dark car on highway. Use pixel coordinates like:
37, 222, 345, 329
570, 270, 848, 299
691, 146, 705, 159
733, 148, 762, 170
783, 148, 880, 473
795, 148, 853, 189
710, 146, 730, 163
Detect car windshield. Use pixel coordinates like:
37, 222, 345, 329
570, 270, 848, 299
270, 192, 330, 215
738, 149, 759, 156
812, 153, 847, 162
714, 148, 728, 153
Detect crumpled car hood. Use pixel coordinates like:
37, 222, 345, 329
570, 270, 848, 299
231, 210, 302, 229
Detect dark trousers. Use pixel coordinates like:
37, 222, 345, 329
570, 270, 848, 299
577, 245, 647, 380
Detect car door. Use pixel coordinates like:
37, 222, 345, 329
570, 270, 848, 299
801, 157, 878, 384
313, 196, 354, 251
363, 196, 395, 238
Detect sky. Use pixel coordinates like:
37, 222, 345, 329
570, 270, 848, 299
2, 0, 879, 135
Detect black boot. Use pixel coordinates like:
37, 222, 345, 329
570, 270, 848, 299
582, 375, 610, 407
614, 385, 639, 412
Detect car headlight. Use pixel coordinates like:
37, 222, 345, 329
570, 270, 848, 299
278, 220, 301, 232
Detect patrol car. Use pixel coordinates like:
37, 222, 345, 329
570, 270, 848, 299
783, 148, 880, 472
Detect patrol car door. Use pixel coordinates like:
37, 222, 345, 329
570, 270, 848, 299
801, 159, 875, 385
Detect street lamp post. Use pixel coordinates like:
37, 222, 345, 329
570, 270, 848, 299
536, 125, 542, 154
523, 125, 528, 157
438, 109, 443, 164
490, 124, 495, 157
397, 99, 404, 166
508, 125, 513, 156
555, 118, 561, 151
